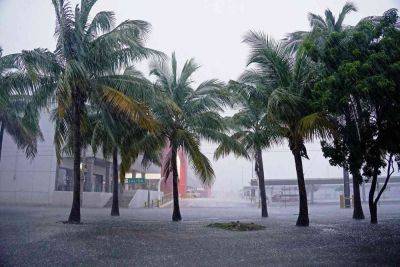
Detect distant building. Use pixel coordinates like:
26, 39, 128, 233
0, 112, 189, 207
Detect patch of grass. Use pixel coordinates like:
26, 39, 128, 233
207, 221, 265, 231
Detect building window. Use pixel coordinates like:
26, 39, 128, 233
56, 157, 111, 192
56, 167, 73, 191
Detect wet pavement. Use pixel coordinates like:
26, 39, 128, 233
0, 199, 399, 266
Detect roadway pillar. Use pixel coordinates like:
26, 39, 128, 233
361, 182, 366, 203
343, 168, 351, 208
310, 184, 314, 204
88, 158, 95, 192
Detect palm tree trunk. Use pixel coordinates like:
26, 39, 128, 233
368, 169, 378, 224
351, 168, 365, 220
171, 146, 182, 221
292, 149, 309, 226
111, 147, 120, 216
0, 121, 4, 161
67, 88, 82, 223
255, 148, 268, 217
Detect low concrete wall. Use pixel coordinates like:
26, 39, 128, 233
0, 190, 161, 208
0, 191, 51, 205
129, 190, 163, 208
51, 191, 112, 208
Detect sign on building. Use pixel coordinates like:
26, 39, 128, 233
127, 178, 145, 184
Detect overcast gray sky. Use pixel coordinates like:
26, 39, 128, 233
1, 0, 399, 192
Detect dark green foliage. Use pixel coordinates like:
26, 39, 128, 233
284, 2, 357, 51
308, 8, 400, 222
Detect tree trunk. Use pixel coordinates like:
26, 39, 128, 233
369, 154, 394, 224
67, 88, 82, 223
368, 169, 378, 224
171, 146, 182, 221
343, 105, 364, 220
255, 148, 268, 217
351, 169, 365, 220
292, 149, 309, 226
0, 121, 4, 161
111, 147, 120, 216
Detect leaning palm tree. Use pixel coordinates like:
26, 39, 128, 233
244, 31, 331, 226
215, 80, 278, 217
90, 67, 163, 216
0, 47, 42, 160
284, 2, 357, 50
90, 111, 162, 216
20, 0, 159, 223
150, 53, 234, 221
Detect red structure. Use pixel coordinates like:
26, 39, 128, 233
177, 149, 188, 196
160, 145, 188, 197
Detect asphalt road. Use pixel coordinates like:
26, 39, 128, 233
0, 199, 399, 266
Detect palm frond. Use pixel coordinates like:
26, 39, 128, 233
101, 85, 157, 132
298, 112, 333, 142
176, 129, 215, 185
243, 30, 292, 88
86, 11, 116, 40
336, 2, 357, 31
282, 31, 309, 52
308, 13, 327, 30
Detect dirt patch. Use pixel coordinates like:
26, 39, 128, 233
207, 221, 265, 231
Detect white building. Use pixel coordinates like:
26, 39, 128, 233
0, 112, 162, 207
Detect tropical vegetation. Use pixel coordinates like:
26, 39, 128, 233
214, 80, 277, 218
149, 53, 234, 221
1, 0, 399, 227
16, 0, 159, 223
0, 46, 41, 161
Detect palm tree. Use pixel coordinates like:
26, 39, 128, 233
215, 80, 278, 217
244, 31, 331, 226
90, 111, 162, 216
90, 67, 163, 216
0, 47, 42, 161
20, 0, 159, 223
284, 2, 357, 50
285, 2, 366, 220
150, 53, 233, 221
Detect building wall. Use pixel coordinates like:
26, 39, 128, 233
129, 189, 162, 208
0, 111, 163, 206
0, 113, 57, 205
51, 191, 112, 208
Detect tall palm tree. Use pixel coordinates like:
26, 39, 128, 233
244, 31, 331, 226
0, 47, 42, 161
20, 0, 159, 223
150, 53, 233, 221
284, 2, 357, 50
286, 2, 366, 220
215, 80, 278, 217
